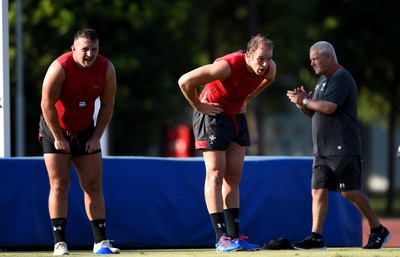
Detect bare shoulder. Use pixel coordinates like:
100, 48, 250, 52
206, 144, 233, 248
210, 59, 231, 79
269, 59, 276, 71
43, 60, 65, 84
106, 60, 116, 76
265, 59, 276, 81
47, 60, 63, 74
190, 59, 230, 81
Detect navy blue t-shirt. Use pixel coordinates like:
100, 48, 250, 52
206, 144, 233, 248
311, 67, 361, 156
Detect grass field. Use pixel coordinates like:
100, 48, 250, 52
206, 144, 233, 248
1, 196, 398, 257
1, 248, 400, 257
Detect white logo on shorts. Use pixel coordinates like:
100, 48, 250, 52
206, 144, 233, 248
209, 135, 216, 144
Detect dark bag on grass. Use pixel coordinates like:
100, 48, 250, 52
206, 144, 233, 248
262, 237, 295, 250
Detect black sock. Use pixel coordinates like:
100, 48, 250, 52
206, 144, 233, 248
311, 232, 323, 239
51, 218, 67, 244
91, 219, 107, 243
210, 212, 226, 242
224, 208, 240, 239
371, 224, 383, 234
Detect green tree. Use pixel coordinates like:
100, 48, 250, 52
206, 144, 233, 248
7, 1, 400, 216
8, 0, 209, 156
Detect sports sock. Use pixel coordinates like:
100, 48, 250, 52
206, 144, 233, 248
210, 212, 227, 242
91, 219, 107, 243
51, 218, 67, 244
371, 224, 383, 234
224, 208, 240, 239
311, 232, 323, 239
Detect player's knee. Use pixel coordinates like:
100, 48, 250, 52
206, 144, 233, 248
341, 190, 357, 201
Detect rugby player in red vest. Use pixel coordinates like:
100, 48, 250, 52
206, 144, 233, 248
39, 28, 119, 255
178, 34, 276, 252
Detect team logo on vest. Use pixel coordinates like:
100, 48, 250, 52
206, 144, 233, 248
316, 82, 327, 92
320, 82, 326, 91
78, 101, 87, 108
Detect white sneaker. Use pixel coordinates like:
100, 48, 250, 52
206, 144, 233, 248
53, 241, 69, 255
93, 239, 120, 254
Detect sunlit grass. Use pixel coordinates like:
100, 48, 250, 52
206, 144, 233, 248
1, 248, 400, 257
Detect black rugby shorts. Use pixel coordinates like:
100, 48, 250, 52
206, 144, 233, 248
39, 115, 101, 158
311, 155, 362, 191
192, 110, 250, 151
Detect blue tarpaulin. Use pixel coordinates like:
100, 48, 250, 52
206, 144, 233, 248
0, 156, 361, 248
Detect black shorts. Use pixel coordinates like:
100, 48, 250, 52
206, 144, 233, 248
38, 114, 101, 158
192, 110, 250, 151
312, 155, 362, 192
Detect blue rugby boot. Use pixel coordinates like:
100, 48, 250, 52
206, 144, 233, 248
232, 235, 261, 251
215, 233, 243, 252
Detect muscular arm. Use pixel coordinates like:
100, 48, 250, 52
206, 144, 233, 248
40, 61, 70, 152
178, 60, 229, 116
303, 99, 337, 115
93, 62, 117, 140
287, 86, 337, 118
86, 61, 117, 153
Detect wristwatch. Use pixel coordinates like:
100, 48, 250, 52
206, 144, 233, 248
303, 98, 309, 107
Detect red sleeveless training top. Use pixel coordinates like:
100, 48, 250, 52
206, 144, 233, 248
198, 52, 270, 115
55, 52, 109, 133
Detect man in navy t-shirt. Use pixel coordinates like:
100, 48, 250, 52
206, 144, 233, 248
287, 41, 391, 250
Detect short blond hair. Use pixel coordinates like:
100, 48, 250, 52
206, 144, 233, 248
247, 34, 273, 54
